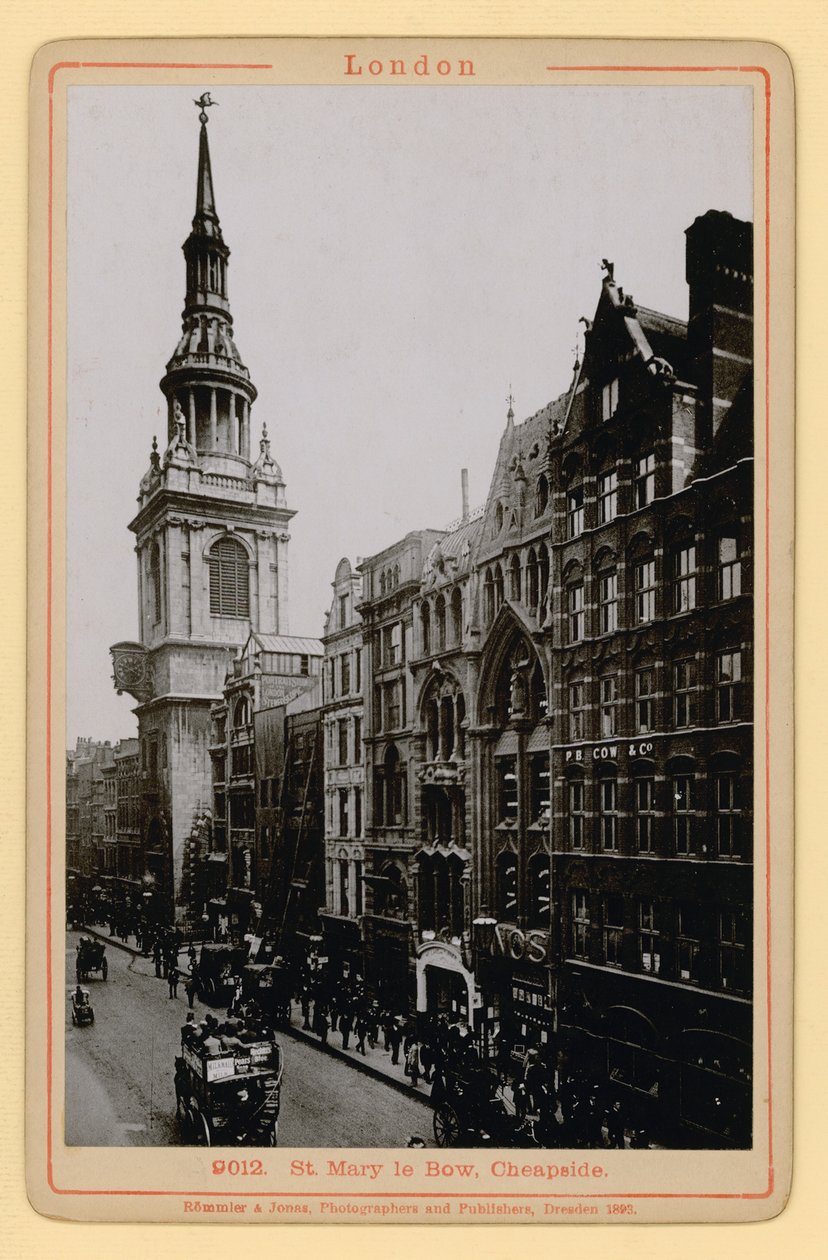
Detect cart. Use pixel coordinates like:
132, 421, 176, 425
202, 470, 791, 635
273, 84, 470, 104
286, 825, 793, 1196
196, 943, 247, 1006
175, 1035, 284, 1147
431, 1063, 530, 1148
241, 962, 292, 1027
76, 938, 108, 982
70, 986, 94, 1027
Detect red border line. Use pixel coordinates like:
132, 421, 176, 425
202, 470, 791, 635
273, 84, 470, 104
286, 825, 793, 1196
45, 59, 775, 1203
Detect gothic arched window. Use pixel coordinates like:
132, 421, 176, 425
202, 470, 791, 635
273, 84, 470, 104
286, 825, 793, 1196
528, 855, 551, 927
435, 595, 446, 651
421, 602, 431, 656
450, 587, 463, 644
509, 553, 522, 602
496, 852, 518, 921
536, 474, 549, 516
208, 536, 250, 618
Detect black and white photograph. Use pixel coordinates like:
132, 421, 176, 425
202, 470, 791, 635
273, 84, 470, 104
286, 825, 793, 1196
63, 75, 757, 1159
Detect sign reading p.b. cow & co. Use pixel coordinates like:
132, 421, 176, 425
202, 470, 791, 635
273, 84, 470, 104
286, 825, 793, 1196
564, 740, 655, 763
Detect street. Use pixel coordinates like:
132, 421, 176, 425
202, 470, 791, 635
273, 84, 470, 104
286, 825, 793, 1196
65, 932, 433, 1148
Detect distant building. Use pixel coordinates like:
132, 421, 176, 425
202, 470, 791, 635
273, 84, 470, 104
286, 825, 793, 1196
202, 632, 323, 941
319, 558, 365, 981
357, 530, 443, 1008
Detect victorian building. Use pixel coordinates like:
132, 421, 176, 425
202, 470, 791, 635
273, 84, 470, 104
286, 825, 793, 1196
202, 632, 322, 939
462, 209, 754, 1147
110, 104, 294, 921
348, 210, 753, 1148
357, 531, 443, 1007
319, 558, 366, 981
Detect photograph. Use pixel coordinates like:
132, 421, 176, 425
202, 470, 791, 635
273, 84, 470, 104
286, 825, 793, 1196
63, 77, 756, 1156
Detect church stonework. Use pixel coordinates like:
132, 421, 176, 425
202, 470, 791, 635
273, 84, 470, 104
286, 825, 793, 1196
111, 102, 294, 919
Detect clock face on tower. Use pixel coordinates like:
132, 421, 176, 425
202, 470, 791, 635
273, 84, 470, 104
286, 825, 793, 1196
113, 652, 146, 690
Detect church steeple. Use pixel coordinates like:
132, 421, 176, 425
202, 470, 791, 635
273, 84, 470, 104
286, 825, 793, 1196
160, 94, 257, 461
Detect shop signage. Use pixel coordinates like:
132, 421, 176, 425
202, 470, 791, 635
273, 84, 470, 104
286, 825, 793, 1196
564, 740, 654, 763
491, 923, 550, 964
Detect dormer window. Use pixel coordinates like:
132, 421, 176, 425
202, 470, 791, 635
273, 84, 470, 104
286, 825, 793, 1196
602, 378, 619, 421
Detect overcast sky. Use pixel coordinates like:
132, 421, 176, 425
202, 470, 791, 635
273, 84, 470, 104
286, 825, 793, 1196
66, 84, 753, 745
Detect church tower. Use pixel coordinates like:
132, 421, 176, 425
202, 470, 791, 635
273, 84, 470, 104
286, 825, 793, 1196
111, 98, 294, 919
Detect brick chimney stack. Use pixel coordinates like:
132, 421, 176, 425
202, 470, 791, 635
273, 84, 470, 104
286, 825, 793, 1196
685, 210, 753, 441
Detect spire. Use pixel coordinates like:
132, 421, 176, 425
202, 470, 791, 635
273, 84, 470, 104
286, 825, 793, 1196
194, 122, 219, 235
160, 96, 257, 461
192, 95, 222, 242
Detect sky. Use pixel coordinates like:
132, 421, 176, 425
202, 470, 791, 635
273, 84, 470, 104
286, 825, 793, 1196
66, 84, 753, 745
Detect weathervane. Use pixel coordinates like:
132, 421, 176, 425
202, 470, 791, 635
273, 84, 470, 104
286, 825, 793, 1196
194, 92, 218, 124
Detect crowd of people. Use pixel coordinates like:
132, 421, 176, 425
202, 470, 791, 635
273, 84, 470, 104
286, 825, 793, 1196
294, 962, 650, 1150
74, 913, 651, 1149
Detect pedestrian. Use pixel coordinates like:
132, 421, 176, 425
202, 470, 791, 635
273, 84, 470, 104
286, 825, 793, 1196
419, 1039, 434, 1084
388, 1019, 403, 1066
181, 1011, 198, 1046
184, 971, 198, 1010
606, 1099, 627, 1149
630, 1127, 649, 1149
153, 939, 163, 979
339, 1009, 353, 1051
366, 1008, 379, 1050
355, 1014, 368, 1056
382, 1012, 393, 1052
168, 966, 180, 999
525, 1055, 547, 1114
300, 988, 312, 1030
315, 1005, 329, 1045
405, 1040, 420, 1087
586, 1093, 605, 1148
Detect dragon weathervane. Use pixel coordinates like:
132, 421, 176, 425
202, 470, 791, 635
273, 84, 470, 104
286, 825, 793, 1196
194, 92, 218, 124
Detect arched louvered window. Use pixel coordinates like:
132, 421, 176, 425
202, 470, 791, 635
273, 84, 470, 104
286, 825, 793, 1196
208, 536, 250, 618
149, 542, 162, 625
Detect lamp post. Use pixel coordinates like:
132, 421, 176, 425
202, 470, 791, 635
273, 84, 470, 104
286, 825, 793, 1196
472, 916, 498, 1057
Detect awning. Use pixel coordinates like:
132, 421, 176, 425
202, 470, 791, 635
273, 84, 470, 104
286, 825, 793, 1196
227, 887, 255, 907
207, 852, 228, 863
526, 726, 550, 753
361, 874, 395, 889
414, 843, 472, 863
208, 898, 227, 910
495, 730, 520, 757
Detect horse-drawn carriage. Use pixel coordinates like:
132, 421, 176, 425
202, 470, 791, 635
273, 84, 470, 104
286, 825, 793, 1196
241, 962, 292, 1027
174, 1034, 284, 1147
76, 938, 108, 982
431, 1062, 544, 1149
195, 943, 247, 1006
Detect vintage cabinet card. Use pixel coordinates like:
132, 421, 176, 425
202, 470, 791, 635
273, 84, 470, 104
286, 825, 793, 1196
26, 36, 794, 1224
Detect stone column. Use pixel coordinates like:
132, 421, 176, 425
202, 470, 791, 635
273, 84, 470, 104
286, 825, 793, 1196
188, 389, 196, 447
165, 521, 184, 637
241, 397, 250, 461
275, 532, 290, 635
210, 388, 218, 449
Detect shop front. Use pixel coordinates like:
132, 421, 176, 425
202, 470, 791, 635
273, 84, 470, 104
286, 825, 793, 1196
362, 915, 414, 1013
319, 911, 364, 984
415, 937, 476, 1030
474, 920, 554, 1063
